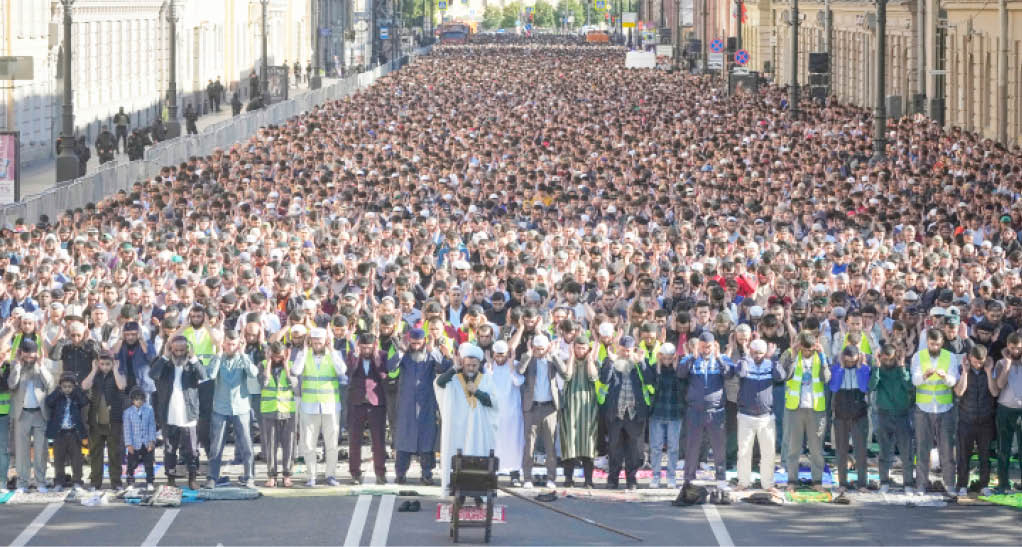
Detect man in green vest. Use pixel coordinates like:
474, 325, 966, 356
910, 329, 959, 494
259, 342, 297, 487
778, 332, 831, 491
292, 327, 346, 487
176, 305, 222, 457
0, 357, 11, 491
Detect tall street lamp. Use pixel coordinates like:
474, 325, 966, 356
261, 0, 270, 103
789, 0, 800, 120
165, 0, 181, 138
55, 0, 78, 184
872, 0, 887, 160
311, 0, 322, 88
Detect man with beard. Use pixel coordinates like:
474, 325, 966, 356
81, 350, 127, 491
518, 334, 568, 489
52, 320, 98, 382
911, 329, 959, 494
176, 305, 222, 456
242, 322, 267, 455
599, 336, 655, 490
560, 335, 601, 488
377, 314, 404, 454
150, 336, 206, 489
292, 328, 345, 486
345, 332, 389, 485
113, 322, 156, 404
678, 331, 736, 490
10, 339, 54, 492
435, 343, 498, 493
953, 345, 997, 497
779, 332, 831, 491
391, 328, 452, 485
993, 332, 1022, 494
204, 331, 259, 488
487, 340, 525, 485
259, 342, 297, 487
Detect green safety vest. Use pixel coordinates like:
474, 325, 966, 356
841, 333, 872, 355
0, 390, 9, 415
916, 349, 953, 406
385, 343, 402, 379
595, 360, 654, 406
300, 351, 340, 405
785, 351, 826, 411
640, 340, 661, 366
260, 366, 295, 414
183, 327, 215, 367
9, 333, 42, 362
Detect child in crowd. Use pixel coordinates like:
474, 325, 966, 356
45, 372, 89, 490
123, 386, 157, 490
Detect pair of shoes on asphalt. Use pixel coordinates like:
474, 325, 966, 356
397, 500, 421, 512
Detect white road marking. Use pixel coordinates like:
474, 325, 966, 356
141, 508, 180, 547
344, 494, 373, 546
11, 502, 62, 547
369, 494, 396, 546
702, 504, 734, 547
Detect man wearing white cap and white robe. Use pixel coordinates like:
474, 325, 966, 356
486, 340, 525, 485
435, 343, 499, 493
291, 327, 346, 487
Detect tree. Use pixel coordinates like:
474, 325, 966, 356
398, 0, 425, 27
555, 0, 585, 26
500, 2, 521, 28
533, 0, 555, 27
481, 5, 502, 29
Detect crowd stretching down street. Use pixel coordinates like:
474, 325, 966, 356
3, 42, 1022, 509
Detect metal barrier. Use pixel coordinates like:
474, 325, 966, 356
2, 47, 433, 227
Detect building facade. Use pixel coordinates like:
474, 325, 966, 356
1, 0, 321, 167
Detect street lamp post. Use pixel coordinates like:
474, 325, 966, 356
261, 0, 270, 103
55, 0, 78, 184
311, 0, 322, 89
701, 0, 707, 72
165, 0, 181, 138
872, 0, 887, 160
789, 0, 800, 119
736, 0, 742, 51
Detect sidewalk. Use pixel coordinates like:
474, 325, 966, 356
19, 81, 324, 198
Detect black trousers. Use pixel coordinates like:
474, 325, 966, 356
957, 419, 995, 489
53, 429, 84, 486
607, 414, 645, 485
126, 445, 156, 484
115, 126, 128, 151
164, 424, 198, 476
89, 422, 123, 488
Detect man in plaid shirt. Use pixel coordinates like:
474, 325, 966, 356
123, 387, 157, 489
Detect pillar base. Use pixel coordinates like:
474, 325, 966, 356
310, 75, 322, 90
55, 152, 79, 186
165, 120, 181, 139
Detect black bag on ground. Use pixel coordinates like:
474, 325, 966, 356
672, 483, 709, 506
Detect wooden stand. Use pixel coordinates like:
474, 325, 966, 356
448, 449, 498, 543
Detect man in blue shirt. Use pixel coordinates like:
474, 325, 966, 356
678, 331, 735, 489
204, 331, 259, 489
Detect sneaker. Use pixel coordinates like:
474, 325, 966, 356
325, 477, 340, 487
37, 485, 48, 494
957, 487, 968, 497
981, 487, 993, 497
146, 484, 155, 492
544, 480, 556, 489
306, 478, 317, 487
523, 481, 534, 489
204, 479, 216, 489
649, 477, 661, 489
244, 479, 256, 489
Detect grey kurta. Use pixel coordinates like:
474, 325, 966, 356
558, 357, 599, 460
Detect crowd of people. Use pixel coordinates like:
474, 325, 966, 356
1, 43, 1022, 501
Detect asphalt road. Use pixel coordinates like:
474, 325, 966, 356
2, 489, 1020, 546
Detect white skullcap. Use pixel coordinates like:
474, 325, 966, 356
291, 325, 308, 336
460, 344, 484, 361
492, 340, 509, 354
658, 343, 676, 356
532, 334, 550, 349
598, 323, 615, 337
750, 339, 768, 353
308, 327, 327, 339
749, 305, 764, 318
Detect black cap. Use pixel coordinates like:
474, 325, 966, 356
18, 338, 38, 353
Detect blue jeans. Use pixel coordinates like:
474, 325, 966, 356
648, 417, 682, 481
208, 412, 254, 482
0, 414, 9, 484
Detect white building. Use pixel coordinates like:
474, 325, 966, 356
1, 0, 321, 166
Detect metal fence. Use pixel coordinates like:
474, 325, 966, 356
2, 48, 431, 228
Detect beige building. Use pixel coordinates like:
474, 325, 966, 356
746, 0, 1021, 145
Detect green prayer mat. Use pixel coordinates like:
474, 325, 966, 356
785, 489, 833, 503
977, 493, 1022, 509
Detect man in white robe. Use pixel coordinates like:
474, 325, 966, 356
486, 340, 525, 484
435, 343, 499, 493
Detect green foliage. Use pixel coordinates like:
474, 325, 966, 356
398, 0, 425, 27
555, 0, 585, 25
500, 1, 522, 28
481, 5, 503, 29
533, 0, 555, 27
